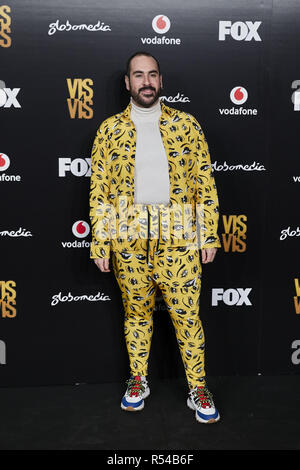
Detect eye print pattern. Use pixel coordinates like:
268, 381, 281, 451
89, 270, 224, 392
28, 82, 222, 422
112, 242, 206, 389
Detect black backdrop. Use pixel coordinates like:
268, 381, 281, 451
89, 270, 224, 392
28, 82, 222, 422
1, 0, 299, 386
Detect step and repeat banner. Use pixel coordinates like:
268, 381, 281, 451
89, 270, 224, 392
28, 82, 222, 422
0, 0, 299, 386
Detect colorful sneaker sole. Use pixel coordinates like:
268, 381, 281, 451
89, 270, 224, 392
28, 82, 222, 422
187, 397, 220, 424
121, 401, 145, 412
121, 388, 150, 412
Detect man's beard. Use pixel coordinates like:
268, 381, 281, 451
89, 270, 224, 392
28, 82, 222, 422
130, 85, 161, 108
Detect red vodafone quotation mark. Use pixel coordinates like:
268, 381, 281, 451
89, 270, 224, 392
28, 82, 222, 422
76, 222, 87, 235
230, 86, 248, 105
0, 154, 6, 167
234, 88, 244, 101
0, 153, 10, 171
72, 221, 90, 238
152, 15, 171, 34
156, 16, 166, 30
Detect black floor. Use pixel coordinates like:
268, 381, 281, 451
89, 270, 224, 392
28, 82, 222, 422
0, 375, 299, 451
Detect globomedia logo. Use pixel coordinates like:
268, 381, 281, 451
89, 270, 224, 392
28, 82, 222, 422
219, 86, 257, 116
141, 15, 181, 46
0, 152, 21, 182
61, 220, 90, 248
51, 290, 111, 307
0, 227, 32, 237
212, 161, 266, 172
280, 227, 300, 241
48, 19, 111, 36
160, 92, 190, 104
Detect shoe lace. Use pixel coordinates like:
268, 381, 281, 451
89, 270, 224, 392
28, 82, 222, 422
192, 386, 213, 408
126, 377, 145, 397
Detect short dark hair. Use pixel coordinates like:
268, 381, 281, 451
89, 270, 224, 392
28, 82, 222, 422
126, 51, 161, 76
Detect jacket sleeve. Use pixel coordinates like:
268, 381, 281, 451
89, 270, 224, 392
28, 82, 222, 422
89, 121, 111, 259
192, 116, 221, 250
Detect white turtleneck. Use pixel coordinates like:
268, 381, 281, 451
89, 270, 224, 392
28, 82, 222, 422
130, 98, 170, 204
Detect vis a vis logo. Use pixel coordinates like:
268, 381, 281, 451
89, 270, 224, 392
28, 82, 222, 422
66, 78, 93, 119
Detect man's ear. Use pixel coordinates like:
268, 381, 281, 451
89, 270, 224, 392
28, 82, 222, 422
125, 74, 130, 91
160, 75, 163, 89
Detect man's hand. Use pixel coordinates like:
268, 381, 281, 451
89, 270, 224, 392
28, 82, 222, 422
94, 258, 110, 272
201, 248, 217, 264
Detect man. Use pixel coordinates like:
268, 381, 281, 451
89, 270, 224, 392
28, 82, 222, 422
89, 51, 221, 424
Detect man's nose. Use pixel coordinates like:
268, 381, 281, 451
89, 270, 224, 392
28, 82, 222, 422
143, 74, 151, 86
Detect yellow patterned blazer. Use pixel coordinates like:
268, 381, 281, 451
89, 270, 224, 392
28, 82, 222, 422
89, 100, 221, 259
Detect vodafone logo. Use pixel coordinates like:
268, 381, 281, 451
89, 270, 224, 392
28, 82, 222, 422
230, 86, 248, 105
61, 220, 91, 248
152, 15, 170, 34
72, 220, 90, 238
141, 15, 180, 46
0, 152, 21, 182
219, 86, 257, 117
0, 153, 10, 171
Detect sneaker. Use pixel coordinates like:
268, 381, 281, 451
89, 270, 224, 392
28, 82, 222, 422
187, 386, 220, 423
121, 376, 150, 411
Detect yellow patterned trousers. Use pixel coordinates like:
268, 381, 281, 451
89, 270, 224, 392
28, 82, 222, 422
111, 207, 207, 390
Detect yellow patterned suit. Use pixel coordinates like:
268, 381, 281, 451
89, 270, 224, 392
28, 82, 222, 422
89, 100, 221, 388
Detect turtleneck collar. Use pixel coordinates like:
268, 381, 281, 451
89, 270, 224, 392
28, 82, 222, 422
130, 97, 161, 119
